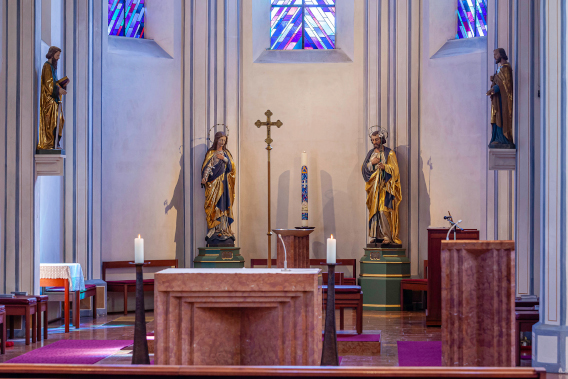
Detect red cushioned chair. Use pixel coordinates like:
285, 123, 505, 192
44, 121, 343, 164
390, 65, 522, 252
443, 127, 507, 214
400, 260, 428, 311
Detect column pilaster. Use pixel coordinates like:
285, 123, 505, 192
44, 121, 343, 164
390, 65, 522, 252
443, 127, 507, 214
532, 0, 568, 372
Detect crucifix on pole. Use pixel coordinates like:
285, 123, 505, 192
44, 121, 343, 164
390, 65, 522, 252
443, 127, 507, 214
255, 110, 283, 268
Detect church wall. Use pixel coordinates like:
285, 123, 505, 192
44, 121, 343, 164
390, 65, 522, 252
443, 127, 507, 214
38, 0, 64, 266
101, 0, 184, 268
419, 0, 488, 269
240, 0, 367, 265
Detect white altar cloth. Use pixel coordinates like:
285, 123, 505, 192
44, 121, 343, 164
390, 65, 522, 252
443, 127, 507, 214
40, 263, 86, 292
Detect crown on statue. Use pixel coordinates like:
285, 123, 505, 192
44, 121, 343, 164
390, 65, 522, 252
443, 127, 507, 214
207, 123, 230, 143
368, 125, 388, 139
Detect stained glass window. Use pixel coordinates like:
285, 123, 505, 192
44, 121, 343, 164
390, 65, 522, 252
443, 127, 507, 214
271, 0, 335, 50
108, 0, 145, 38
456, 0, 487, 39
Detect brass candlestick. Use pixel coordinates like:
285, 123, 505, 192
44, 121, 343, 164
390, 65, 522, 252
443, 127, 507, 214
255, 110, 282, 268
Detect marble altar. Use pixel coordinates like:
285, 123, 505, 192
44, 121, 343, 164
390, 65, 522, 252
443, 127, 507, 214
154, 268, 322, 365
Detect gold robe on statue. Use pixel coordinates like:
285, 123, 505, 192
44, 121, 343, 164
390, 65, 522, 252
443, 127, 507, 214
38, 61, 64, 150
490, 62, 514, 144
362, 147, 402, 245
201, 149, 236, 241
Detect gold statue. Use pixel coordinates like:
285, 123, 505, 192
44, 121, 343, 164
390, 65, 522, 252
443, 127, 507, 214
201, 130, 237, 247
38, 46, 67, 150
362, 127, 402, 247
487, 48, 515, 149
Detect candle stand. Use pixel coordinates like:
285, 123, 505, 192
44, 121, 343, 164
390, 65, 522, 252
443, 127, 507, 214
130, 262, 150, 364
321, 263, 339, 366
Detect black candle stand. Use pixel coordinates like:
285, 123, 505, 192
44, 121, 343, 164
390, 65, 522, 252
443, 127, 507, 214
321, 263, 339, 366
130, 262, 150, 365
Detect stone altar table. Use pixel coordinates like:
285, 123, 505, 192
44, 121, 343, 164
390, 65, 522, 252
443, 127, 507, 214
272, 229, 314, 268
154, 268, 322, 366
441, 240, 515, 367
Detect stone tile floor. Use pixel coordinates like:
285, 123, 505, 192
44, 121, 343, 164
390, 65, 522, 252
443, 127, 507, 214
0, 309, 438, 366
1, 308, 560, 376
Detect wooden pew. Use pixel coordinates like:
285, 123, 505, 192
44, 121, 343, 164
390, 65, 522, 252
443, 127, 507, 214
310, 259, 357, 285
400, 260, 428, 311
102, 260, 178, 315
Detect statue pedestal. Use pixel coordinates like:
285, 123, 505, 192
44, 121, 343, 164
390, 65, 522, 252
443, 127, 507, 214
272, 229, 314, 268
358, 247, 409, 310
194, 247, 244, 268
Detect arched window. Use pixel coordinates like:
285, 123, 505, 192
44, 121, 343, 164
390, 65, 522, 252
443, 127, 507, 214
271, 0, 335, 50
108, 0, 145, 38
456, 0, 487, 39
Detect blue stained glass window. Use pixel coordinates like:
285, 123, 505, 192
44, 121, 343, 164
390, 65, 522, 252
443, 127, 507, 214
108, 0, 145, 38
271, 0, 335, 50
456, 0, 487, 39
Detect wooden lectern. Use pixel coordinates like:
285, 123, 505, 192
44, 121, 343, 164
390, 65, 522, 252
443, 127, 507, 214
272, 229, 314, 268
441, 240, 515, 366
426, 228, 479, 326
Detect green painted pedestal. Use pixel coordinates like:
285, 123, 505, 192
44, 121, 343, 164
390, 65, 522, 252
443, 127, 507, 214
193, 247, 244, 268
358, 247, 410, 311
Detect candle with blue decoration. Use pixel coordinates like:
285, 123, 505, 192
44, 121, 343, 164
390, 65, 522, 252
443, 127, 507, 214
301, 151, 308, 227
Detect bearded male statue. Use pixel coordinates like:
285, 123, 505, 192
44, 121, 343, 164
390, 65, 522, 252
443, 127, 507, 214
361, 128, 402, 248
487, 47, 515, 148
37, 46, 68, 151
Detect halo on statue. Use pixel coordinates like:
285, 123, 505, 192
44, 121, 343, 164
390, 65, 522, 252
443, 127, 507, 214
207, 124, 230, 145
368, 125, 388, 140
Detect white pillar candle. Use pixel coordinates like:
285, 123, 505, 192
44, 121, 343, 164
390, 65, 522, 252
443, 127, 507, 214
327, 234, 336, 264
135, 234, 144, 263
301, 151, 308, 227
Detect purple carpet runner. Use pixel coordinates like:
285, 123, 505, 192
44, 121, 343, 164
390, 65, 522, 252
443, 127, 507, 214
5, 339, 133, 365
397, 341, 442, 366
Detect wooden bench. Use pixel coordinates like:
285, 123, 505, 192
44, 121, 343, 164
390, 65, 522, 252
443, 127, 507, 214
0, 296, 37, 345
310, 259, 357, 285
251, 259, 358, 285
102, 259, 178, 315
0, 305, 5, 354
15, 295, 48, 341
43, 284, 97, 330
322, 285, 363, 335
251, 258, 363, 334
400, 260, 428, 311
250, 259, 277, 268
515, 308, 539, 366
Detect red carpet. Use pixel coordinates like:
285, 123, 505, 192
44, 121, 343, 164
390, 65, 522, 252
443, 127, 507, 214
397, 341, 442, 366
5, 340, 133, 364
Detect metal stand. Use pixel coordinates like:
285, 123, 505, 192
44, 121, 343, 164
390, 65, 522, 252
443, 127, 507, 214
321, 263, 339, 366
131, 262, 150, 365
255, 110, 283, 268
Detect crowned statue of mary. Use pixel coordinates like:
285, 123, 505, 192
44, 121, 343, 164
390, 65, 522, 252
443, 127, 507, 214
201, 130, 237, 247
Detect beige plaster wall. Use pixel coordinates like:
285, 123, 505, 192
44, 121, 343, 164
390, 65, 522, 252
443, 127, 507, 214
239, 0, 367, 264
419, 0, 488, 268
101, 0, 183, 265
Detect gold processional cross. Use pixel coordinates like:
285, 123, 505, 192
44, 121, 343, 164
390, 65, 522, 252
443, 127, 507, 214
255, 110, 283, 268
